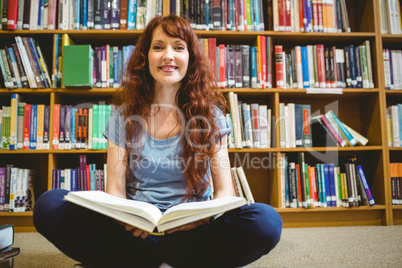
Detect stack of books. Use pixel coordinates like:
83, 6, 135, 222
0, 225, 20, 267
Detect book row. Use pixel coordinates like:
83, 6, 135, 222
59, 43, 135, 89
383, 49, 402, 90
280, 153, 375, 209
226, 92, 275, 149
279, 104, 368, 149
379, 0, 402, 35
0, 94, 112, 150
0, 37, 51, 89
1, 0, 161, 31
273, 0, 350, 33
0, 165, 35, 212
52, 155, 107, 191
274, 41, 375, 89
390, 162, 402, 205
229, 166, 254, 203
386, 104, 402, 147
171, 0, 265, 31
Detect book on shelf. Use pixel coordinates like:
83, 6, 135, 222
65, 191, 247, 233
62, 45, 94, 88
281, 153, 375, 208
390, 163, 402, 205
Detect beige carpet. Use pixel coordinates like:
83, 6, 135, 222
12, 226, 402, 267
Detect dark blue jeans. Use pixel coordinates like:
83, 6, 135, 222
33, 189, 282, 268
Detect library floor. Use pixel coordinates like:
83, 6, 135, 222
13, 225, 402, 267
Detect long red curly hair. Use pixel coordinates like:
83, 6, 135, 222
114, 15, 227, 201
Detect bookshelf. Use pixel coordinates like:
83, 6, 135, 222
0, 0, 400, 231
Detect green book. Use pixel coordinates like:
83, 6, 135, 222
62, 45, 94, 88
92, 105, 99, 150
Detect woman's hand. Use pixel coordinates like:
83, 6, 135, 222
117, 221, 150, 239
166, 217, 211, 234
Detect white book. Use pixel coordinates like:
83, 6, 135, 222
29, 0, 39, 30
280, 154, 286, 208
391, 105, 400, 146
383, 49, 391, 89
259, 105, 269, 148
287, 103, 296, 148
236, 167, 254, 203
307, 45, 315, 88
65, 191, 247, 233
267, 108, 272, 148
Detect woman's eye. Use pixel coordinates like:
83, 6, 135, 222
176, 46, 185, 50
153, 45, 161, 50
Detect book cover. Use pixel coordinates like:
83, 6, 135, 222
62, 45, 94, 88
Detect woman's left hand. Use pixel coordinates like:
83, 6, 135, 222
166, 217, 211, 234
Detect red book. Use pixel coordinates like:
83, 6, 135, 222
219, 44, 226, 88
208, 38, 217, 82
285, 0, 291, 31
320, 114, 345, 146
299, 0, 304, 32
243, 0, 247, 31
312, 0, 319, 32
278, 0, 286, 31
315, 44, 326, 88
86, 165, 90, 191
47, 0, 57, 30
76, 108, 83, 148
308, 166, 315, 208
317, 0, 323, 32
295, 164, 302, 207
52, 104, 60, 149
23, 104, 31, 150
275, 45, 284, 88
260, 36, 267, 88
6, 0, 18, 30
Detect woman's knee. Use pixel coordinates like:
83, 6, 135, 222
241, 203, 283, 248
33, 189, 70, 234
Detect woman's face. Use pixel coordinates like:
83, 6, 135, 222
148, 26, 189, 89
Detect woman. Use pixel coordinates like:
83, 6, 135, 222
33, 15, 282, 268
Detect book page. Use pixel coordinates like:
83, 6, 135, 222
158, 196, 247, 230
64, 191, 163, 225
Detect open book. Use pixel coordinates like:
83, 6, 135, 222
64, 191, 247, 233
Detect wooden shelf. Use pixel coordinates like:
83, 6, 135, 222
0, 211, 33, 217
0, 150, 107, 154
276, 205, 386, 213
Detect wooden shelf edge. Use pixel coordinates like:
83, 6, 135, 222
0, 211, 33, 217
391, 205, 402, 210
276, 205, 387, 213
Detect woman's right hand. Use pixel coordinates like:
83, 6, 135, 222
117, 221, 150, 239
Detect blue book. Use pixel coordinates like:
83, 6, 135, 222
354, 46, 362, 88
206, 0, 210, 30
323, 164, 331, 207
111, 0, 120, 29
113, 47, 119, 86
306, 0, 312, 32
328, 164, 336, 207
73, 0, 81, 30
301, 46, 310, 88
315, 164, 323, 207
90, 164, 96, 191
284, 156, 289, 207
81, 0, 88, 29
7, 48, 22, 88
356, 165, 375, 206
118, 50, 123, 85
228, 0, 233, 31
327, 110, 357, 146
65, 105, 72, 149
52, 169, 57, 189
127, 0, 137, 30
349, 45, 357, 88
71, 107, 76, 149
295, 104, 303, 147
29, 105, 37, 150
43, 105, 50, 149
250, 46, 257, 88
71, 169, 78, 191
37, 0, 43, 29
102, 0, 111, 29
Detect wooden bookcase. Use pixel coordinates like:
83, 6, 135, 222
0, 0, 400, 231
